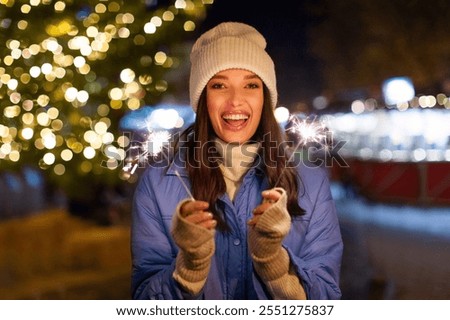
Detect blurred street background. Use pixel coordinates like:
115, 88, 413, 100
1, 0, 450, 299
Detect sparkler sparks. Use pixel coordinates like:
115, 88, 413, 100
121, 129, 195, 200
121, 130, 171, 179
285, 114, 329, 149
274, 114, 331, 187
143, 130, 172, 157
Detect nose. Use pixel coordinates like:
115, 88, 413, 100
227, 87, 244, 107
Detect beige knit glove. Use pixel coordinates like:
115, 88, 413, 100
171, 200, 215, 295
248, 188, 306, 299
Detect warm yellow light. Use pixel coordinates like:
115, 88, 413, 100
125, 81, 139, 94
110, 100, 122, 110
17, 20, 28, 30
54, 1, 65, 12
54, 67, 66, 78
108, 1, 120, 12
83, 130, 97, 143
37, 112, 50, 126
61, 149, 73, 161
83, 146, 96, 159
0, 125, 9, 138
109, 87, 123, 100
47, 107, 59, 119
162, 11, 175, 21
117, 135, 129, 148
4, 106, 20, 118
30, 66, 41, 78
41, 63, 52, 75
42, 134, 57, 149
78, 64, 91, 75
144, 22, 156, 34
154, 51, 167, 65
95, 3, 106, 13
94, 121, 108, 135
21, 48, 31, 59
71, 142, 84, 154
65, 87, 78, 102
37, 94, 50, 107
151, 16, 162, 27
90, 137, 103, 149
0, 143, 12, 155
68, 36, 89, 50
22, 113, 34, 125
127, 98, 140, 110
86, 26, 99, 38
118, 27, 130, 38
29, 44, 40, 55
1, 74, 11, 84
97, 104, 110, 116
74, 56, 86, 68
9, 150, 20, 162
35, 138, 45, 150
106, 158, 118, 170
175, 0, 187, 9
184, 21, 196, 32
9, 39, 21, 49
54, 164, 65, 175
20, 73, 31, 84
10, 92, 21, 104
102, 132, 114, 145
20, 4, 31, 13
77, 90, 89, 103
120, 68, 135, 83
46, 39, 59, 52
22, 100, 34, 111
43, 152, 56, 165
3, 56, 13, 66
7, 79, 18, 90
21, 127, 34, 140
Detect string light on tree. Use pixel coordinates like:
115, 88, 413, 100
0, 0, 212, 202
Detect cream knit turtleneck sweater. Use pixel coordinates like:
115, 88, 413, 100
214, 138, 259, 201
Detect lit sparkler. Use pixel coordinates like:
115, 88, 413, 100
121, 130, 171, 179
121, 129, 195, 200
274, 114, 330, 187
285, 114, 329, 148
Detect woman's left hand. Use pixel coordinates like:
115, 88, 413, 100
248, 188, 282, 226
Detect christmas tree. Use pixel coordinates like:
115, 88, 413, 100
0, 0, 211, 216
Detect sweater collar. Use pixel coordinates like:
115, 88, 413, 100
214, 138, 260, 182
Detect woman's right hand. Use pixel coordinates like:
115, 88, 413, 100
180, 200, 217, 230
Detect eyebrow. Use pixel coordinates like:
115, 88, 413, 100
210, 74, 261, 80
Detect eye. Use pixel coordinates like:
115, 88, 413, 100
245, 82, 261, 89
209, 82, 225, 89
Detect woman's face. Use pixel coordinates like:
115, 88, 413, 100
206, 69, 264, 144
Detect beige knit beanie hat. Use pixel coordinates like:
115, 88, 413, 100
189, 22, 277, 112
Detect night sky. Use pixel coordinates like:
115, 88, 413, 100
194, 0, 321, 108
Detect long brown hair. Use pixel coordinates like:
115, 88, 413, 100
180, 86, 303, 229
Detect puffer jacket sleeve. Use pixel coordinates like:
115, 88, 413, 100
286, 167, 343, 300
131, 168, 199, 300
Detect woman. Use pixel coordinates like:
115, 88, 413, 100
131, 22, 343, 299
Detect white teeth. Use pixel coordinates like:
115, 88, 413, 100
222, 114, 249, 120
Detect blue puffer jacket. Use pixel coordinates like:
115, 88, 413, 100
131, 155, 343, 300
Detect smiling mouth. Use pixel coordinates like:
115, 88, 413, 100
222, 113, 249, 127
